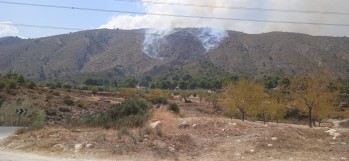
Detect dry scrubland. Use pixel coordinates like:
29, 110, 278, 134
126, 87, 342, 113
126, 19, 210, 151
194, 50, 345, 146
0, 86, 348, 161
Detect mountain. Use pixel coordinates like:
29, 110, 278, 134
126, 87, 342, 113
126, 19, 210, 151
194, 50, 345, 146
0, 29, 348, 81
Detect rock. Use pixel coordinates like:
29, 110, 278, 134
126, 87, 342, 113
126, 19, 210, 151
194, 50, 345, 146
326, 129, 340, 139
169, 146, 176, 152
178, 121, 190, 128
192, 124, 197, 127
85, 144, 94, 149
150, 121, 162, 128
74, 144, 83, 152
271, 137, 278, 141
338, 120, 349, 128
229, 122, 237, 126
267, 144, 273, 147
250, 149, 255, 153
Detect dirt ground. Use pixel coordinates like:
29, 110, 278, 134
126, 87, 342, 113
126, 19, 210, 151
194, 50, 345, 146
1, 89, 349, 161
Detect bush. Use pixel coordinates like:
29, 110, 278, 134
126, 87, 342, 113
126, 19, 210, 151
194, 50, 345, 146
169, 103, 180, 113
0, 101, 46, 130
63, 84, 72, 89
76, 100, 85, 108
27, 81, 36, 89
0, 81, 5, 90
63, 98, 74, 106
8, 81, 16, 89
117, 127, 131, 139
89, 97, 152, 129
150, 97, 168, 105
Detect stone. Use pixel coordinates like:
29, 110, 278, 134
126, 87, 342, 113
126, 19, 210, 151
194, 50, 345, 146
271, 137, 278, 141
267, 144, 273, 147
85, 144, 94, 148
74, 144, 83, 152
150, 121, 162, 129
169, 146, 176, 152
178, 121, 190, 128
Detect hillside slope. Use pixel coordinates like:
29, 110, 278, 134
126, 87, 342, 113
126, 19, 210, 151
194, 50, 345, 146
0, 29, 348, 81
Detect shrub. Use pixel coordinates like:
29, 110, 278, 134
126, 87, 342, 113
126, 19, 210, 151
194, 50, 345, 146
63, 98, 74, 106
169, 103, 180, 113
76, 100, 85, 108
59, 106, 71, 112
0, 81, 5, 90
117, 127, 131, 139
150, 97, 168, 105
27, 81, 36, 89
63, 84, 72, 89
0, 101, 46, 130
8, 81, 16, 89
90, 97, 152, 129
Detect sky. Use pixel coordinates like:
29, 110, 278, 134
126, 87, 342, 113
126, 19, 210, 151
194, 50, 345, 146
1, 0, 349, 38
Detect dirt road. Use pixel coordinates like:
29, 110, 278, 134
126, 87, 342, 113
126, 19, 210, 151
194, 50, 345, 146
0, 127, 103, 161
0, 127, 57, 161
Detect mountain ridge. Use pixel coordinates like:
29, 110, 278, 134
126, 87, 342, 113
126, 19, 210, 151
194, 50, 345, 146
0, 29, 348, 81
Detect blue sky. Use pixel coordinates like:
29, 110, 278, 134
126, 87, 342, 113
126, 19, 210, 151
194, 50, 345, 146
1, 0, 349, 38
0, 0, 144, 38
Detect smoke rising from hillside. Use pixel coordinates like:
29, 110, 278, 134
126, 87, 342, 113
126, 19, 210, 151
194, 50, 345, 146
100, 0, 349, 58
0, 22, 20, 38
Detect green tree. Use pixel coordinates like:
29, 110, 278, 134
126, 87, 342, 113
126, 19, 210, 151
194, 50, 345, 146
139, 76, 152, 87
119, 77, 138, 88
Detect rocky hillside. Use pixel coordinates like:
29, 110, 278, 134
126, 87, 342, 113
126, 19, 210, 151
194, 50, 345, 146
0, 29, 348, 81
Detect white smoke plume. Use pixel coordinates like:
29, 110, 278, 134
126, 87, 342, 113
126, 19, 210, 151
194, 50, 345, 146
100, 0, 349, 58
0, 22, 20, 38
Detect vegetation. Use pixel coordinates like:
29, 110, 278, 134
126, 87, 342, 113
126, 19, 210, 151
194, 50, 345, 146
222, 79, 265, 121
0, 71, 345, 129
143, 89, 170, 105
291, 72, 339, 127
267, 91, 289, 124
169, 103, 180, 113
0, 101, 46, 130
87, 97, 152, 129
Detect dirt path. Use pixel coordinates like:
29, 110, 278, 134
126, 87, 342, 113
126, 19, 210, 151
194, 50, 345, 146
0, 127, 114, 161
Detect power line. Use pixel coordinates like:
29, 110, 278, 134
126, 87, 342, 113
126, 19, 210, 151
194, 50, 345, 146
0, 22, 83, 31
1, 1, 349, 27
0, 22, 162, 36
114, 0, 349, 16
